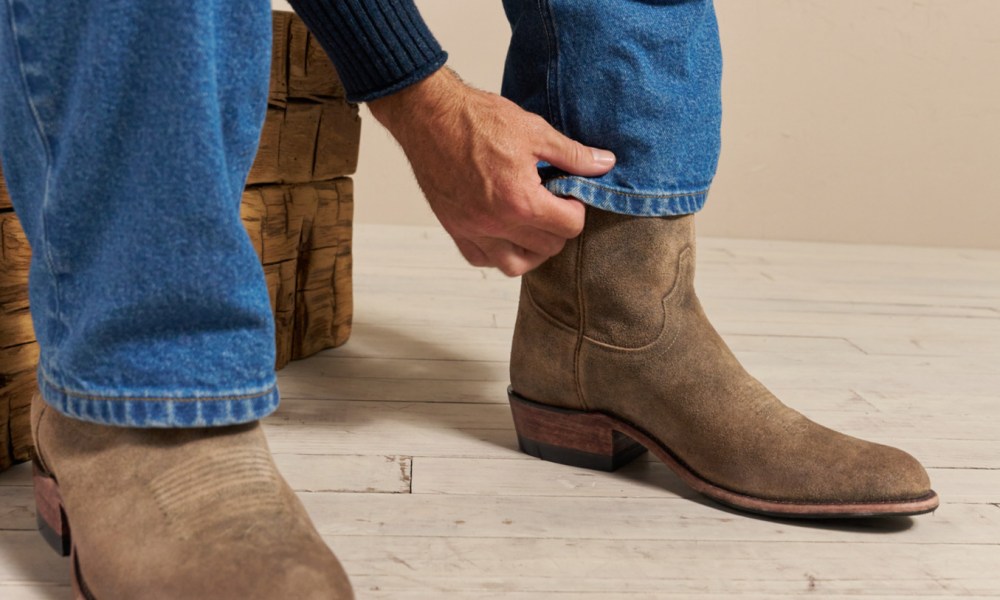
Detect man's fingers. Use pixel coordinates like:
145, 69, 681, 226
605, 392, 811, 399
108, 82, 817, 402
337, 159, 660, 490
453, 236, 546, 276
454, 238, 491, 267
522, 189, 587, 239
506, 226, 566, 258
535, 124, 616, 177
490, 244, 546, 277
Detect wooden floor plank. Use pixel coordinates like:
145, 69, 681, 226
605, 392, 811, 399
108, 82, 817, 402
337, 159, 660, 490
333, 536, 1000, 596
3, 225, 998, 597
300, 493, 998, 545
0, 585, 69, 600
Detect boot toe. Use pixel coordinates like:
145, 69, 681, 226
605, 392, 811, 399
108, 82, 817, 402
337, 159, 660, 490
854, 442, 933, 503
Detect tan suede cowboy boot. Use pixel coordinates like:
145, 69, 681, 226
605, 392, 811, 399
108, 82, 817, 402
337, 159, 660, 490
31, 396, 354, 599
508, 207, 938, 518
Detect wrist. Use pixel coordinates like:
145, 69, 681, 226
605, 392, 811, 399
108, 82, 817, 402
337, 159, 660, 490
368, 67, 463, 133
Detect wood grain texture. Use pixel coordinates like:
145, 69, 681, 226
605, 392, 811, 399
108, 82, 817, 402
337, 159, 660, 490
247, 12, 360, 186
241, 180, 353, 369
243, 11, 358, 368
246, 95, 359, 185
0, 183, 36, 471
0, 163, 10, 211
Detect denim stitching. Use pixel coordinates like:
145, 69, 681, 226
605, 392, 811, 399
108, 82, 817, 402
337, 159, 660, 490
548, 175, 711, 200
39, 367, 277, 403
536, 0, 563, 132
40, 375, 280, 428
5, 0, 65, 340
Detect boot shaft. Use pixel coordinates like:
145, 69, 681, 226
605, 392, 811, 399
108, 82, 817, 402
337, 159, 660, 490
510, 207, 697, 409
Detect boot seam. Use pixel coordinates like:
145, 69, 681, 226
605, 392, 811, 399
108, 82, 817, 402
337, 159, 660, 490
31, 397, 54, 476
582, 245, 694, 353
522, 282, 578, 334
573, 216, 589, 410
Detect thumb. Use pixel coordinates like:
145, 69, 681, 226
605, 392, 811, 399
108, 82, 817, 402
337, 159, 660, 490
536, 127, 616, 177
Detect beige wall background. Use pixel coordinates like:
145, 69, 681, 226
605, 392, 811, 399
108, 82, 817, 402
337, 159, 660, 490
275, 0, 1000, 249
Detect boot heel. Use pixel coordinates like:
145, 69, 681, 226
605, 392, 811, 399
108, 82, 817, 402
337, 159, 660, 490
508, 388, 647, 472
33, 460, 72, 557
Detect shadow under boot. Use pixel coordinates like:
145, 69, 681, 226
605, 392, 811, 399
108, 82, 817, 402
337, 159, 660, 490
508, 206, 938, 518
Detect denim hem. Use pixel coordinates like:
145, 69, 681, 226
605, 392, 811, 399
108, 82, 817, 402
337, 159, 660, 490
545, 176, 708, 217
38, 371, 280, 428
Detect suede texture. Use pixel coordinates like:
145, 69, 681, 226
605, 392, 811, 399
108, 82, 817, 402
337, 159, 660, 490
31, 396, 354, 599
511, 207, 933, 505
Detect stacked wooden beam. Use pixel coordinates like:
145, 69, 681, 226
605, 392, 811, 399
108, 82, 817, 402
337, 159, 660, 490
243, 11, 359, 368
0, 11, 360, 471
0, 162, 35, 470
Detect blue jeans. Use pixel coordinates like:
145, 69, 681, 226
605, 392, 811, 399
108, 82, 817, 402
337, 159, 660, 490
0, 0, 279, 426
502, 0, 722, 216
0, 0, 721, 428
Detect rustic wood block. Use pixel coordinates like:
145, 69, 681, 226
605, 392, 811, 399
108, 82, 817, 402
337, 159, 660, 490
269, 11, 291, 101
289, 179, 349, 253
263, 260, 297, 370
313, 102, 361, 181
240, 180, 353, 368
0, 344, 38, 469
241, 186, 302, 265
0, 305, 33, 354
1, 212, 32, 312
291, 180, 354, 358
246, 107, 284, 186
0, 202, 37, 471
287, 15, 346, 100
249, 101, 360, 185
278, 102, 322, 184
0, 167, 10, 211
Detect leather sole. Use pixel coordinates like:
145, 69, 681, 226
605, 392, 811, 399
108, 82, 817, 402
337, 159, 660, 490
508, 388, 940, 518
33, 461, 96, 599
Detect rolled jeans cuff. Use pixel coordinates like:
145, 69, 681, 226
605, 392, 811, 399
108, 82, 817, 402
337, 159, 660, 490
38, 368, 280, 428
544, 175, 709, 217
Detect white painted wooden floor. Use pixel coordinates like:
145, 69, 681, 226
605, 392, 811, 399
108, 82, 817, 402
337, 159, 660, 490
2, 224, 999, 599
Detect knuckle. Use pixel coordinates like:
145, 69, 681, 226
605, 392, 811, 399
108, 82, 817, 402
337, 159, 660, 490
525, 114, 549, 133
509, 199, 536, 223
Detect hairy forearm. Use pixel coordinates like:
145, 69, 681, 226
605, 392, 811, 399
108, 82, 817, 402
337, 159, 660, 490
368, 68, 464, 139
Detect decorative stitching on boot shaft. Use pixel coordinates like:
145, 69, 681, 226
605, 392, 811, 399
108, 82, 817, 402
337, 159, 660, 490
150, 447, 284, 535
581, 246, 693, 353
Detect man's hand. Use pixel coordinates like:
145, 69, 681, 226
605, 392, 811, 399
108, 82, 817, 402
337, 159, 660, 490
368, 68, 615, 276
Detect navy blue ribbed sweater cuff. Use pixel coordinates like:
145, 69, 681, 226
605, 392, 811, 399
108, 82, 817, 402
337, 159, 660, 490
289, 0, 448, 103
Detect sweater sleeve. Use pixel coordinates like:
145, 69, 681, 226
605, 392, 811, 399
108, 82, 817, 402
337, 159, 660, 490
288, 0, 448, 103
